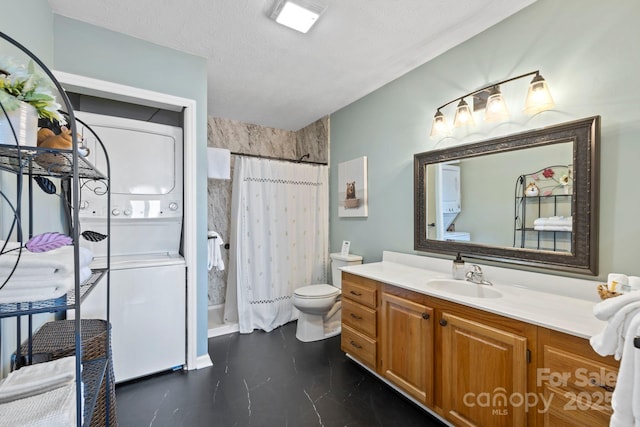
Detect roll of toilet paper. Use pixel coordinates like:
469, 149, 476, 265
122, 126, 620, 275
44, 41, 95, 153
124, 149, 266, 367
607, 273, 629, 292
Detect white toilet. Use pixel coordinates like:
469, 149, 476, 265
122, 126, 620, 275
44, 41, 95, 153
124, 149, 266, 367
293, 253, 363, 342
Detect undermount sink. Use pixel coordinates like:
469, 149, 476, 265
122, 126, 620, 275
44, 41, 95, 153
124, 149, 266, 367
425, 279, 503, 299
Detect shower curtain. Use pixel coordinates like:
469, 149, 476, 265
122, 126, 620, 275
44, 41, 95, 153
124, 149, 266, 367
224, 156, 329, 333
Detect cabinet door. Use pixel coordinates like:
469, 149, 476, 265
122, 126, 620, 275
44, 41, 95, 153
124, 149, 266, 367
381, 292, 434, 405
440, 312, 527, 427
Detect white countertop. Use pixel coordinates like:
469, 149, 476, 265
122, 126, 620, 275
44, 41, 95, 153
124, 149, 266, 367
341, 252, 608, 340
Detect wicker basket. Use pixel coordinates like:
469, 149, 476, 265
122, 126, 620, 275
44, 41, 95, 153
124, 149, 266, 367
15, 319, 117, 427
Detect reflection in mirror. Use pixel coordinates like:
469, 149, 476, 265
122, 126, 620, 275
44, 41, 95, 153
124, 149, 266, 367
427, 142, 573, 248
415, 117, 600, 275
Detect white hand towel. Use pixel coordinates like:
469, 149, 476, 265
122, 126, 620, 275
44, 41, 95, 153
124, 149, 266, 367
0, 267, 93, 304
609, 313, 640, 426
593, 291, 640, 321
0, 382, 76, 427
207, 147, 231, 179
590, 301, 640, 359
207, 231, 225, 271
630, 276, 640, 291
0, 356, 76, 403
0, 244, 93, 278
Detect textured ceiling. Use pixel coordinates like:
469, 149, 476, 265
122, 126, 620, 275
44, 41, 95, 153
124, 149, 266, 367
48, 0, 535, 131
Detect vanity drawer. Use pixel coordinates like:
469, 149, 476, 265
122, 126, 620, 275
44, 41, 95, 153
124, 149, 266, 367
342, 298, 377, 337
341, 324, 377, 369
543, 385, 612, 426
342, 273, 378, 308
544, 346, 617, 394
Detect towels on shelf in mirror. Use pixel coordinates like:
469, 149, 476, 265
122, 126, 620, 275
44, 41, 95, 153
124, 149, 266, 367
533, 216, 572, 231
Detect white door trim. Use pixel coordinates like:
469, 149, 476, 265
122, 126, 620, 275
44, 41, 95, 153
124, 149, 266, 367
53, 70, 208, 371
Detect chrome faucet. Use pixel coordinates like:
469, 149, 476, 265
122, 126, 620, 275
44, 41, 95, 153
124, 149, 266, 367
465, 264, 493, 286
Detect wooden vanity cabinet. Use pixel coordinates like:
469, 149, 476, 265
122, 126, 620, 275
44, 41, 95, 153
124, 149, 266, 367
537, 328, 619, 427
436, 302, 534, 427
341, 272, 380, 371
380, 286, 434, 405
340, 271, 619, 426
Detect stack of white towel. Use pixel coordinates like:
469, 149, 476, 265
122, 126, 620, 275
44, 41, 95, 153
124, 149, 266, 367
0, 242, 93, 304
533, 216, 572, 231
0, 356, 80, 426
590, 288, 640, 426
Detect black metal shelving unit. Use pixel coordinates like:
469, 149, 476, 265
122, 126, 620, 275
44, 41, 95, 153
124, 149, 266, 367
513, 166, 573, 252
0, 31, 113, 426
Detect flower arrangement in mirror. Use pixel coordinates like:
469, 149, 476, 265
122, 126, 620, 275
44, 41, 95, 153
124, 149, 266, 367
531, 165, 573, 196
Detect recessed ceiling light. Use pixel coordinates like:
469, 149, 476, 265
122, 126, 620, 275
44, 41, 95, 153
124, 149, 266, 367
270, 0, 327, 34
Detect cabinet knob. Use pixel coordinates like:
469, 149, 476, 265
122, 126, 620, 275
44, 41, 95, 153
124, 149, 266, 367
439, 319, 448, 327
349, 290, 362, 297
350, 340, 363, 349
422, 312, 430, 320
589, 379, 615, 393
350, 313, 363, 320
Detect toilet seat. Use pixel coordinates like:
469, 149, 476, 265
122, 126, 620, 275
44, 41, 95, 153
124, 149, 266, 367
294, 284, 340, 299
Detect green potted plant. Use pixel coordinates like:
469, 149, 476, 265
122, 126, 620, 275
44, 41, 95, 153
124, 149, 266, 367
0, 57, 65, 146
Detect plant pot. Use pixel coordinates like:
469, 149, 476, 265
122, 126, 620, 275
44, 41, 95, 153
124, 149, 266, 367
0, 100, 38, 147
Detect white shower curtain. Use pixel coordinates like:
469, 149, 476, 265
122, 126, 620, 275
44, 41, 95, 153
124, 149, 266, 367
224, 156, 329, 333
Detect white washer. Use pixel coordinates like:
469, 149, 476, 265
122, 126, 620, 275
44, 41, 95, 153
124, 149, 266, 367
77, 255, 185, 383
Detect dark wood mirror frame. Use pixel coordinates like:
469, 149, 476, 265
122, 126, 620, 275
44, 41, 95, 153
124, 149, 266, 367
414, 116, 600, 275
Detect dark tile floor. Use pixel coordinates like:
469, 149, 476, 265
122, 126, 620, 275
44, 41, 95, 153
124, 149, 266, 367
115, 321, 446, 426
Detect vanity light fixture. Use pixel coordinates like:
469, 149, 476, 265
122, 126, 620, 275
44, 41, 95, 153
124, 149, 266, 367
269, 0, 327, 33
453, 99, 475, 127
430, 110, 450, 137
484, 86, 510, 122
429, 70, 554, 138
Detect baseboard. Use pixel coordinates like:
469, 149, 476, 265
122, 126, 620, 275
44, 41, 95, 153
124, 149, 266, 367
191, 354, 213, 370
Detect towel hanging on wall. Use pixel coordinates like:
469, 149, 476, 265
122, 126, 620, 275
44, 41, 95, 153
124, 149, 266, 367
207, 231, 225, 271
207, 147, 231, 179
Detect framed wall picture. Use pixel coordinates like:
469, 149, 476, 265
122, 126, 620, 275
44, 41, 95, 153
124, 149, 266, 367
338, 156, 368, 217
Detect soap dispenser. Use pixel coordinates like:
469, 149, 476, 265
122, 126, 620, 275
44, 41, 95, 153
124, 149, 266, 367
452, 253, 465, 280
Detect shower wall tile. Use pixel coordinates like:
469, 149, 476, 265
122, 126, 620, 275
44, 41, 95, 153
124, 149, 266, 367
296, 116, 328, 164
206, 116, 328, 306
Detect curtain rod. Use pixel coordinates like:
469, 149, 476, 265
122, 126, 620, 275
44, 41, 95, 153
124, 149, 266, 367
230, 151, 327, 166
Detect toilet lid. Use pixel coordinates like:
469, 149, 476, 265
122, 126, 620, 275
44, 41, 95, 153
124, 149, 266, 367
294, 284, 340, 299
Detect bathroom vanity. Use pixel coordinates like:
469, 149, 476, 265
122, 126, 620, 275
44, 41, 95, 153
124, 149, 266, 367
340, 252, 618, 427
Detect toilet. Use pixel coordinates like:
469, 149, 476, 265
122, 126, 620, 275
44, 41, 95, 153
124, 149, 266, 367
293, 253, 363, 342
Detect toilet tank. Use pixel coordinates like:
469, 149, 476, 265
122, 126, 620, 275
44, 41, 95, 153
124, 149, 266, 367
330, 253, 363, 289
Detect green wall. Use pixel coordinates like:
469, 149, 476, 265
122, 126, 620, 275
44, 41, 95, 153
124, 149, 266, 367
51, 16, 210, 357
330, 0, 640, 281
0, 0, 53, 63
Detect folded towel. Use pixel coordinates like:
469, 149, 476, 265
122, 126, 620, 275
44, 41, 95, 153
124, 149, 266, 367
0, 244, 93, 278
593, 291, 640, 321
0, 356, 76, 403
590, 301, 640, 359
207, 147, 231, 179
533, 225, 572, 232
0, 287, 65, 305
533, 216, 572, 227
630, 276, 640, 291
0, 267, 93, 304
609, 313, 640, 426
0, 382, 77, 427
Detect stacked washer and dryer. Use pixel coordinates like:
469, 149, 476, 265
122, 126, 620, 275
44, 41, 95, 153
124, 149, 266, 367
71, 112, 186, 383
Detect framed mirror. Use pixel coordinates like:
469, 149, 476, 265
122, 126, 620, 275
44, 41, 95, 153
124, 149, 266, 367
414, 116, 600, 275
